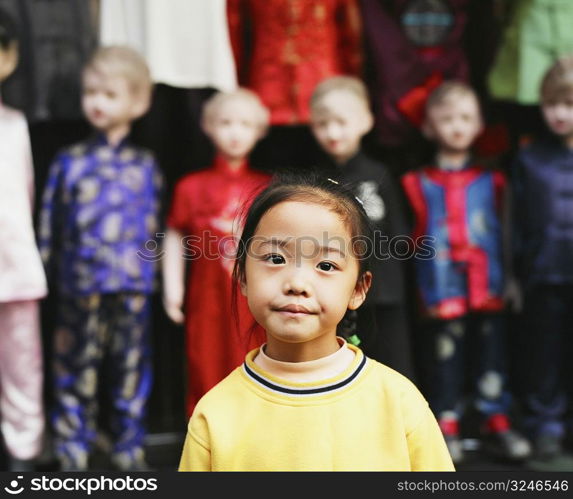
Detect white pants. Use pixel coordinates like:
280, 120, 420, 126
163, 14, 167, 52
0, 300, 44, 459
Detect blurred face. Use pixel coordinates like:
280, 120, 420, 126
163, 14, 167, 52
0, 43, 18, 82
424, 94, 482, 153
241, 201, 370, 360
205, 98, 263, 161
310, 90, 372, 164
82, 70, 141, 134
542, 89, 573, 140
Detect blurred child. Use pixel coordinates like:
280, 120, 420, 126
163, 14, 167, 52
0, 7, 47, 472
178, 173, 454, 471
309, 76, 415, 381
162, 88, 270, 418
39, 46, 163, 471
401, 81, 531, 464
513, 54, 573, 460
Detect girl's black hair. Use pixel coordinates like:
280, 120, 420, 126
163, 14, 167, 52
0, 7, 18, 50
231, 169, 375, 338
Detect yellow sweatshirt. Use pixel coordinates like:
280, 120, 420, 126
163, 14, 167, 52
179, 345, 455, 471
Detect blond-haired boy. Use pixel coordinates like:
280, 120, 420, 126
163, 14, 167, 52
39, 45, 163, 471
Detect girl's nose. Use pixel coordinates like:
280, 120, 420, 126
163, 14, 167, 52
282, 271, 312, 296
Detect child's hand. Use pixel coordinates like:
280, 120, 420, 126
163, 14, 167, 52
503, 277, 522, 314
163, 295, 185, 324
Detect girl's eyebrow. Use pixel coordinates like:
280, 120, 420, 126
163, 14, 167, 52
254, 238, 346, 258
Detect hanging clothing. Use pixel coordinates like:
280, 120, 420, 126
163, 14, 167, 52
227, 0, 363, 125
359, 0, 470, 147
167, 155, 270, 417
99, 0, 237, 91
488, 0, 573, 105
0, 0, 96, 122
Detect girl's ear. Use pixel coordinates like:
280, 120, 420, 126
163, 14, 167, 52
348, 271, 372, 310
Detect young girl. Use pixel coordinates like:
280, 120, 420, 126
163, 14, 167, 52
178, 173, 454, 471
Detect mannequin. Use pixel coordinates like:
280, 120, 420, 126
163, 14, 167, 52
0, 7, 47, 472
163, 88, 270, 418
38, 46, 164, 471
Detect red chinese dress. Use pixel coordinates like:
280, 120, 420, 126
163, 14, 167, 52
167, 156, 270, 416
227, 0, 363, 125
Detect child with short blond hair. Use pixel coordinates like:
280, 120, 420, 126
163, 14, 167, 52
401, 81, 531, 464
513, 54, 573, 460
163, 87, 270, 418
39, 45, 163, 471
309, 75, 415, 382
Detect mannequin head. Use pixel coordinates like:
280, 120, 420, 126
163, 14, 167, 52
540, 55, 573, 145
422, 81, 483, 161
0, 8, 18, 84
309, 76, 374, 165
81, 46, 153, 142
201, 88, 269, 163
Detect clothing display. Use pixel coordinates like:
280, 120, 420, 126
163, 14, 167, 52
38, 134, 164, 296
227, 0, 362, 125
488, 0, 573, 106
0, 0, 96, 122
359, 0, 470, 146
99, 0, 237, 91
401, 163, 506, 320
179, 344, 454, 471
167, 155, 269, 417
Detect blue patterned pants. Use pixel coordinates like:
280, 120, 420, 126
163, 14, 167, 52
51, 293, 152, 469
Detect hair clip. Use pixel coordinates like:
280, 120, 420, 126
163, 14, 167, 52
355, 196, 364, 206
327, 178, 339, 185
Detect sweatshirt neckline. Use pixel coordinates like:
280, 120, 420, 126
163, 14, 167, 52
242, 344, 367, 398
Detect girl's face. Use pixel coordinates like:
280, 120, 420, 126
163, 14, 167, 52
241, 201, 370, 361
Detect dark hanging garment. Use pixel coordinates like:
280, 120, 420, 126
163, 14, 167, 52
0, 0, 96, 122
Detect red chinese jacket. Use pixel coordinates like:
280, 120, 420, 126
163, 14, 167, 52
227, 0, 363, 125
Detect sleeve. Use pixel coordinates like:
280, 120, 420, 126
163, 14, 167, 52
166, 177, 192, 234
37, 154, 66, 282
178, 417, 212, 471
401, 383, 455, 471
335, 0, 363, 76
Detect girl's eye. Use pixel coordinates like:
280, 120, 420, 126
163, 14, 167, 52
317, 261, 337, 271
265, 254, 285, 265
